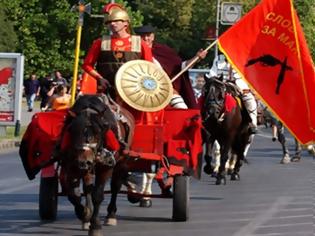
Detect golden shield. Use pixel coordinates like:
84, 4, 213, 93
115, 60, 173, 112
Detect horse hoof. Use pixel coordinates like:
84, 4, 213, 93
291, 156, 301, 162
127, 193, 140, 204
88, 228, 103, 236
139, 199, 152, 208
211, 172, 218, 178
203, 164, 213, 175
280, 154, 290, 164
215, 177, 226, 185
104, 217, 117, 226
82, 222, 90, 230
230, 173, 240, 181
83, 207, 92, 222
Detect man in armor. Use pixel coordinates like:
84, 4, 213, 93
81, 3, 161, 209
82, 4, 153, 102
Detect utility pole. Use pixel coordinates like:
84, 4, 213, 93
215, 0, 220, 59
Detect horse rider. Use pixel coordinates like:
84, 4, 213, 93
208, 53, 258, 135
204, 54, 258, 173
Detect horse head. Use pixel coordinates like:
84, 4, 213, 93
202, 75, 226, 121
66, 96, 117, 172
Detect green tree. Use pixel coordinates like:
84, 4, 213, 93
294, 0, 315, 60
2, 0, 77, 78
0, 8, 18, 52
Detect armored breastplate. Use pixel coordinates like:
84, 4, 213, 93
96, 35, 142, 86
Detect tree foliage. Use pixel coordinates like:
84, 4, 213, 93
0, 0, 313, 79
0, 8, 17, 52
2, 0, 77, 77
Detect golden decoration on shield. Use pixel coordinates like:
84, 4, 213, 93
115, 60, 173, 112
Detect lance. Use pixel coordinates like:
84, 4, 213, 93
171, 40, 217, 82
70, 0, 91, 106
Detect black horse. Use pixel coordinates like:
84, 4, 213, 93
201, 76, 251, 185
60, 95, 118, 236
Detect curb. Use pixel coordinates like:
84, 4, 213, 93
0, 139, 21, 150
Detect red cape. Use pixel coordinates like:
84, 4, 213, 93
152, 43, 198, 109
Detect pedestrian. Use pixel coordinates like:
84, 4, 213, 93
134, 24, 207, 109
23, 73, 40, 112
53, 71, 68, 87
48, 84, 71, 111
39, 73, 54, 111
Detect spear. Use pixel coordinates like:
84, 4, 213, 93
70, 0, 91, 106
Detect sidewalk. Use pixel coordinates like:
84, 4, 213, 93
0, 139, 20, 150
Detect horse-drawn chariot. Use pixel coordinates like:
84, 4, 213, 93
19, 60, 203, 228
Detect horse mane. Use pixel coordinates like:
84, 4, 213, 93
67, 95, 118, 150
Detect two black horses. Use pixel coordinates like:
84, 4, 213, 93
201, 76, 251, 185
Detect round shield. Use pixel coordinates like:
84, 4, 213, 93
115, 60, 173, 112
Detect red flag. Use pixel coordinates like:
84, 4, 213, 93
218, 0, 315, 144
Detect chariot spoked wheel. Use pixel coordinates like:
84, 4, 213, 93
115, 60, 173, 112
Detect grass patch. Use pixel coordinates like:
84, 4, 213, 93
0, 126, 27, 140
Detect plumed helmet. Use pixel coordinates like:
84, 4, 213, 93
102, 3, 130, 23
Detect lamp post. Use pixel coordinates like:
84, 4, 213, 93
70, 0, 91, 106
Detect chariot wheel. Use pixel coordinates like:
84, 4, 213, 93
172, 175, 190, 221
39, 176, 58, 220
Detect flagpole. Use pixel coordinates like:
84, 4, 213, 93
171, 40, 217, 82
215, 0, 220, 59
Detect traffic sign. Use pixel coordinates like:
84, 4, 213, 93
220, 2, 242, 25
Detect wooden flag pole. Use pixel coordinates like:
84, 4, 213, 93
171, 40, 217, 82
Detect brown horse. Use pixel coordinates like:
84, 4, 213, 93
60, 95, 119, 236
201, 76, 251, 185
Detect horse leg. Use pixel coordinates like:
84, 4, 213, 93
216, 144, 229, 185
277, 123, 290, 164
291, 138, 302, 162
105, 164, 127, 226
243, 134, 255, 160
81, 174, 94, 231
139, 173, 155, 207
231, 150, 244, 181
66, 175, 86, 221
89, 167, 111, 236
226, 153, 236, 176
203, 139, 216, 176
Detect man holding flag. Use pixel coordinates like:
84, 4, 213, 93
218, 0, 315, 145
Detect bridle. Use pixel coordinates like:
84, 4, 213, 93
202, 77, 226, 122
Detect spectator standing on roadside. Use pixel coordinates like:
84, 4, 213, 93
39, 73, 54, 111
23, 73, 40, 112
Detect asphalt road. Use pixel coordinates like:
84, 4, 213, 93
0, 127, 313, 236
